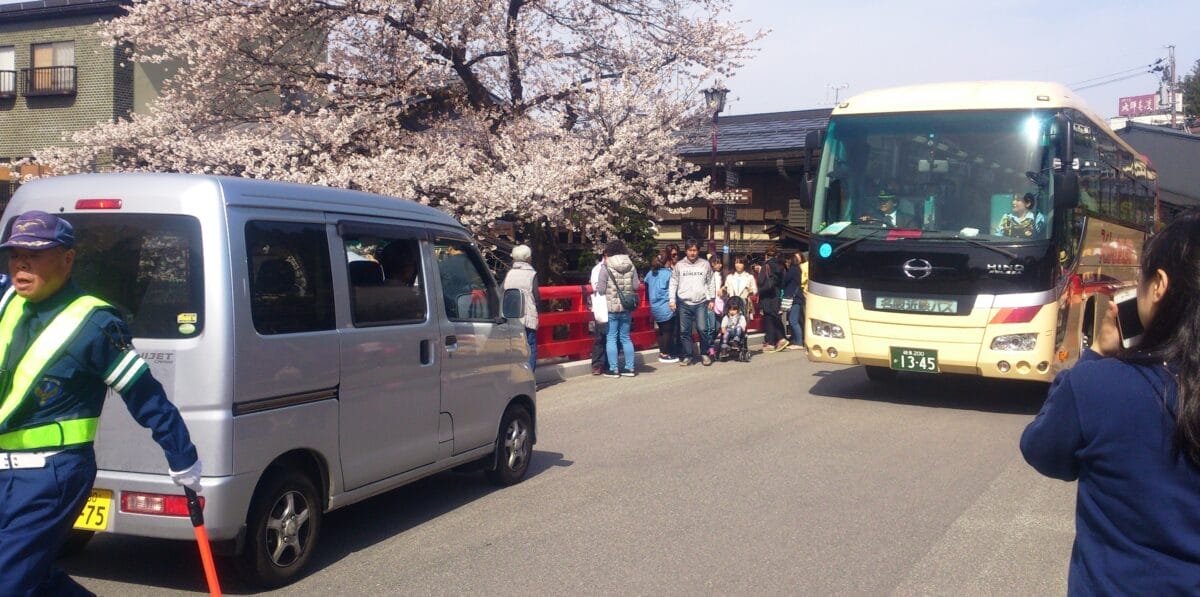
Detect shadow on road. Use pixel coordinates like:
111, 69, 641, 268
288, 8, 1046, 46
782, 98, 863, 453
809, 366, 1048, 415
62, 449, 573, 594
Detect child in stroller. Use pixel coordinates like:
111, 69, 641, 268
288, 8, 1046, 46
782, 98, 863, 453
718, 297, 750, 362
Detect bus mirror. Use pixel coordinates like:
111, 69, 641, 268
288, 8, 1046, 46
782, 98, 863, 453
801, 130, 824, 210
1054, 170, 1080, 209
1053, 113, 1072, 169
799, 173, 815, 209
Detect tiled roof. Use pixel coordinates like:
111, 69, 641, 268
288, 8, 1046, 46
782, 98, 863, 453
678, 108, 832, 156
0, 0, 129, 21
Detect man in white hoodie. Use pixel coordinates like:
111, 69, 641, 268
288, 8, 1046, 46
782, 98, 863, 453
668, 239, 715, 366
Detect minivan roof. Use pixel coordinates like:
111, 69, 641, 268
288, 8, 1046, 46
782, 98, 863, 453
10, 173, 464, 229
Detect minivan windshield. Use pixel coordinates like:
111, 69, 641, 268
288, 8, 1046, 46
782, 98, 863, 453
0, 214, 205, 339
812, 110, 1058, 242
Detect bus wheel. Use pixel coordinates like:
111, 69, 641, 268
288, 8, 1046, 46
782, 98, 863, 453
236, 468, 322, 588
864, 366, 898, 382
486, 404, 533, 487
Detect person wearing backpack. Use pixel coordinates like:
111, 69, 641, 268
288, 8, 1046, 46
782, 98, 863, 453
595, 240, 641, 378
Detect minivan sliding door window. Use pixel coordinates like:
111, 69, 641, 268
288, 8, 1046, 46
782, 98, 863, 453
342, 234, 427, 325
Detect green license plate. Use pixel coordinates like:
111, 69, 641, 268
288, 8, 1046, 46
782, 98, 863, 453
890, 347, 939, 373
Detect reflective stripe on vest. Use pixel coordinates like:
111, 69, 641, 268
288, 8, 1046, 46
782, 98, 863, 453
0, 287, 111, 449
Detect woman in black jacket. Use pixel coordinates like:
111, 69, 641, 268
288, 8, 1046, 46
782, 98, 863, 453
755, 246, 787, 351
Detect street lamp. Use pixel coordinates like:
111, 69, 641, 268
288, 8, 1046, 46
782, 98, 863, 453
703, 83, 729, 260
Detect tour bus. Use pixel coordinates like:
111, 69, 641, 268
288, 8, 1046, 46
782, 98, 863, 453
803, 81, 1158, 383
2, 173, 537, 587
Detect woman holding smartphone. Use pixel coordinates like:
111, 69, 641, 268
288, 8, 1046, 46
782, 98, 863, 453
1022, 213, 1200, 594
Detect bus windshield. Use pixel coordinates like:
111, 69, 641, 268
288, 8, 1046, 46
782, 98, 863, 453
812, 110, 1058, 242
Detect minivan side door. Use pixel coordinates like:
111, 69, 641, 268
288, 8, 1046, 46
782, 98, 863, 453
432, 236, 516, 454
334, 221, 441, 490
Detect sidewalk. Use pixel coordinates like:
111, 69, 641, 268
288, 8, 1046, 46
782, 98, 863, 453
535, 332, 775, 385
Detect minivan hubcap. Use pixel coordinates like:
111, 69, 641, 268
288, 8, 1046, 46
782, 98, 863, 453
265, 491, 311, 566
505, 419, 529, 470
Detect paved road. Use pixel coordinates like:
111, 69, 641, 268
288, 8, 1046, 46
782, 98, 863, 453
68, 352, 1076, 595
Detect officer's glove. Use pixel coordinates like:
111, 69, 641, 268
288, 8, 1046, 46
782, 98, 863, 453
169, 459, 203, 494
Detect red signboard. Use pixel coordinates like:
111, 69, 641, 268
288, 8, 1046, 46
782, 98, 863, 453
1118, 94, 1157, 117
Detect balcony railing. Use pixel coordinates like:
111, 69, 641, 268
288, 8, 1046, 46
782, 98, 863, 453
0, 70, 15, 98
22, 66, 76, 96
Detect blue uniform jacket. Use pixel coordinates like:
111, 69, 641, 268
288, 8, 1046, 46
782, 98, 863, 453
644, 268, 673, 323
0, 281, 197, 471
1021, 349, 1200, 595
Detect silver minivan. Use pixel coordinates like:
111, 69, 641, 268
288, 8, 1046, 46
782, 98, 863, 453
3, 173, 537, 587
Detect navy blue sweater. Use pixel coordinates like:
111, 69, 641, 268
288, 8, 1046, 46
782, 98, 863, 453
1022, 349, 1200, 595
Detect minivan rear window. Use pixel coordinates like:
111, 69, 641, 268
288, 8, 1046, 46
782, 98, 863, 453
3, 213, 206, 339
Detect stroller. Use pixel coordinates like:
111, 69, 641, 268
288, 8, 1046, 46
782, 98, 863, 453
717, 296, 751, 363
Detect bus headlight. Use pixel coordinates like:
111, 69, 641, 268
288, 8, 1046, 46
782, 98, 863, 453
991, 333, 1037, 351
811, 319, 845, 339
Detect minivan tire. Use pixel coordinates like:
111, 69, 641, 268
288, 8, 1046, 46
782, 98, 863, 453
485, 405, 533, 487
236, 468, 322, 588
58, 530, 95, 558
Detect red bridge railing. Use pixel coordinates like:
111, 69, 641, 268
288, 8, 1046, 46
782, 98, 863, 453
535, 284, 763, 362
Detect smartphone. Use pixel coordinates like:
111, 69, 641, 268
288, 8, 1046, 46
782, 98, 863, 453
1116, 296, 1144, 349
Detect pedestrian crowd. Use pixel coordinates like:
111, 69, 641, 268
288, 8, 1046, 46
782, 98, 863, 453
573, 238, 808, 376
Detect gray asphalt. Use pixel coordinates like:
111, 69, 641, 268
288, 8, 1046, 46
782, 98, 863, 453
68, 351, 1076, 595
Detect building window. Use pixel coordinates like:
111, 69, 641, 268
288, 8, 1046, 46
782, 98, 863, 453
24, 41, 75, 96
0, 47, 14, 98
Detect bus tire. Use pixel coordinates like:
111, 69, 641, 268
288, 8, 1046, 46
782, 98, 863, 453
486, 404, 533, 487
235, 467, 322, 588
864, 365, 897, 382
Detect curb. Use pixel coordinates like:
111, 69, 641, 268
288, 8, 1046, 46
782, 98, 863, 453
535, 332, 770, 384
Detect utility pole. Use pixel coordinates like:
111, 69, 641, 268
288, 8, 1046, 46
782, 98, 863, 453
1168, 45, 1177, 127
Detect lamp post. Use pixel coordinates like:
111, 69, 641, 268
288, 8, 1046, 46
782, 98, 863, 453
703, 83, 728, 261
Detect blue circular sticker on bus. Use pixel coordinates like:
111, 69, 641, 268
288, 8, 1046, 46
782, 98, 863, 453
819, 243, 833, 259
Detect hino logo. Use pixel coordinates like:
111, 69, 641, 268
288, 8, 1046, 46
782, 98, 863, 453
988, 264, 1025, 275
902, 259, 933, 279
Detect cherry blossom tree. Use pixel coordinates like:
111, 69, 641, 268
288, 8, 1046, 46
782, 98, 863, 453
38, 0, 760, 265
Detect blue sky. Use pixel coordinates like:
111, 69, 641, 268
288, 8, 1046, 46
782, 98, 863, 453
726, 0, 1200, 118
4, 0, 1196, 118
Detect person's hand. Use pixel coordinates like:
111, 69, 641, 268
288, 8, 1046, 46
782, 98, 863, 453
668, 301, 676, 311
707, 301, 715, 312
1093, 300, 1121, 357
170, 459, 203, 494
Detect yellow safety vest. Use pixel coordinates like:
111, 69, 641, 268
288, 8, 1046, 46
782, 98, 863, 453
0, 287, 110, 450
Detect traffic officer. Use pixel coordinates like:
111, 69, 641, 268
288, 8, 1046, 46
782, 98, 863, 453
0, 211, 202, 596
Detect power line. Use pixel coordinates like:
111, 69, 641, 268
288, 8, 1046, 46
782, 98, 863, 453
1069, 59, 1162, 87
1072, 71, 1154, 92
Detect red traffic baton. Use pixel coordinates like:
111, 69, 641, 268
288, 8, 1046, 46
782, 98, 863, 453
184, 487, 222, 597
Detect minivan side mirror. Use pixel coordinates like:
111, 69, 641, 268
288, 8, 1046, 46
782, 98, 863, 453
502, 288, 524, 320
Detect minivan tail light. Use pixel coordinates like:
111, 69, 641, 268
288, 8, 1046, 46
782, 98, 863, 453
121, 491, 201, 517
76, 199, 123, 210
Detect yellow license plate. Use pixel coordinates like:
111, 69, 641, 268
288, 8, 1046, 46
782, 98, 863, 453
73, 489, 113, 531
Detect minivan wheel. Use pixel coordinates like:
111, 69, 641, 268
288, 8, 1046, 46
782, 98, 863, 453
235, 468, 322, 588
864, 365, 898, 382
485, 405, 533, 487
